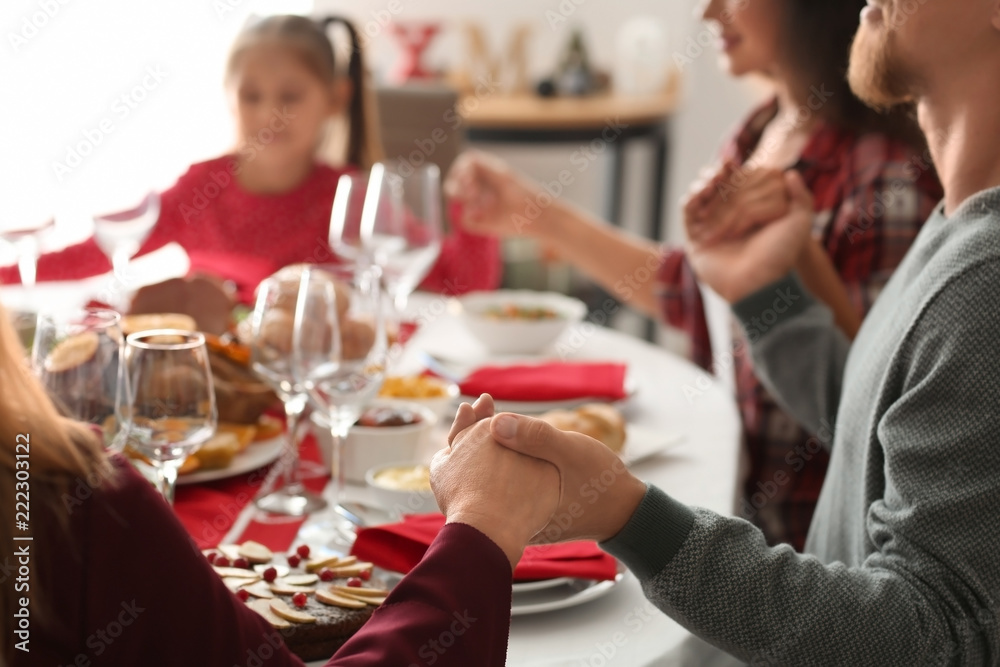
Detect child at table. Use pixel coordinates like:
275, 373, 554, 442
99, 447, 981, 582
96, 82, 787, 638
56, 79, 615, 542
0, 15, 499, 300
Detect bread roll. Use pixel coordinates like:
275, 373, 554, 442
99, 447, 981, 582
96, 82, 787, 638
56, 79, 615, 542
539, 403, 626, 454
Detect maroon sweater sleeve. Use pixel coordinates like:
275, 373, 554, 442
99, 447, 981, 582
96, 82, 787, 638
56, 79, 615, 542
327, 523, 513, 667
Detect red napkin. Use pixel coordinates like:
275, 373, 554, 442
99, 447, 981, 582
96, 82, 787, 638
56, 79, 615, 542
459, 362, 628, 402
351, 513, 618, 582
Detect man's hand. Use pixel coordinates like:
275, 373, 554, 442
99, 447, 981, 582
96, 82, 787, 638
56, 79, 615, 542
432, 396, 559, 569
445, 151, 548, 239
488, 413, 647, 544
685, 170, 814, 303
684, 162, 792, 247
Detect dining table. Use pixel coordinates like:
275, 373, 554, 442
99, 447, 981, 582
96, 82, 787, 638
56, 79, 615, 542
291, 293, 743, 667
2, 264, 744, 666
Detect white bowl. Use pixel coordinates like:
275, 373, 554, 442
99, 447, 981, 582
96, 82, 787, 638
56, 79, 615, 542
311, 402, 437, 483
377, 376, 460, 421
365, 461, 439, 515
458, 290, 588, 355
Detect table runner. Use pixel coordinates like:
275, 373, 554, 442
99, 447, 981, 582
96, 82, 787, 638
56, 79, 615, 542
175, 434, 329, 551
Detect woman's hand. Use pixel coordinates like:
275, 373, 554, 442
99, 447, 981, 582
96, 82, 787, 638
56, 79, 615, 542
684, 162, 792, 247
445, 151, 549, 239
685, 170, 815, 303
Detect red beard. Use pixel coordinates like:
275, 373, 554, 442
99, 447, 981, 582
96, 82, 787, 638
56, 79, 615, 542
848, 8, 915, 109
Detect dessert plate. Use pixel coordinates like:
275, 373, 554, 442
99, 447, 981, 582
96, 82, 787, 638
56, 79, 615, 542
177, 435, 284, 485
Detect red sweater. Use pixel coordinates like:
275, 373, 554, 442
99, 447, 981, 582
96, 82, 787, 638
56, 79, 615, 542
1, 157, 501, 300
21, 456, 512, 666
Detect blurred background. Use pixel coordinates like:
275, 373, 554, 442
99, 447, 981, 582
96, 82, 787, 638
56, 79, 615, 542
0, 0, 763, 348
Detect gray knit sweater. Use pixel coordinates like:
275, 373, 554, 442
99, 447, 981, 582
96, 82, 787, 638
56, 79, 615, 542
602, 186, 1000, 666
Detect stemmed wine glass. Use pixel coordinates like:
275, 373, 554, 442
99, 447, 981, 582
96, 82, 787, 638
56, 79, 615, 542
248, 266, 328, 516
32, 307, 129, 450
329, 164, 443, 313
292, 263, 388, 508
0, 220, 54, 289
93, 191, 160, 306
124, 330, 217, 504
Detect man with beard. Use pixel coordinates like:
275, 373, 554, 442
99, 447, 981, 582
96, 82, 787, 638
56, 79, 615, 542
432, 0, 1000, 664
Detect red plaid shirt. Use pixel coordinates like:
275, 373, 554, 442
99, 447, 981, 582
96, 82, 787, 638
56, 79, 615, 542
659, 100, 942, 550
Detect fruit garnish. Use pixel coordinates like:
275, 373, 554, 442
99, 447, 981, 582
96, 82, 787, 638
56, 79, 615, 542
262, 567, 278, 582
215, 556, 230, 568
287, 554, 301, 568
319, 568, 335, 582
233, 557, 249, 569
292, 592, 308, 608
236, 588, 250, 602
346, 577, 362, 588
296, 545, 311, 559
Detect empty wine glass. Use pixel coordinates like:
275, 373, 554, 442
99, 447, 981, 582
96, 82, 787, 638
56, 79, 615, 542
32, 307, 129, 450
125, 330, 216, 504
0, 220, 54, 289
292, 263, 388, 507
248, 267, 327, 516
329, 164, 443, 312
93, 191, 160, 305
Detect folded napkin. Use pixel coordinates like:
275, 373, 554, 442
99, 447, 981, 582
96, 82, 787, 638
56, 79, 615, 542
459, 362, 628, 402
351, 513, 618, 582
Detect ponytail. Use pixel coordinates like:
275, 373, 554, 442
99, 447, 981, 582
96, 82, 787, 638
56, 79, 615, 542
319, 17, 384, 169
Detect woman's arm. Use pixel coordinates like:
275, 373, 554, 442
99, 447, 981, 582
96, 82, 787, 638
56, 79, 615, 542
328, 524, 513, 666
795, 238, 862, 339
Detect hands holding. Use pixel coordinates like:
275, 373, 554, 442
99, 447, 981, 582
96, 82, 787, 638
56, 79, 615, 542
682, 161, 815, 303
431, 395, 647, 570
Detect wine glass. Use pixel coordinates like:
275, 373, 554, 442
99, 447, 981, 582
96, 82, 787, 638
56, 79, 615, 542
247, 267, 328, 516
292, 263, 388, 508
0, 220, 55, 289
93, 191, 160, 305
329, 164, 443, 313
32, 308, 128, 450
125, 330, 216, 504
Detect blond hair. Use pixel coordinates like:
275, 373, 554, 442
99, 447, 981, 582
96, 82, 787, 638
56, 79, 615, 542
226, 14, 384, 169
0, 303, 108, 661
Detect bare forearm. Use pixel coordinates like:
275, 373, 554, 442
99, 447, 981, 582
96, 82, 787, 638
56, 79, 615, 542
795, 239, 861, 340
540, 202, 664, 317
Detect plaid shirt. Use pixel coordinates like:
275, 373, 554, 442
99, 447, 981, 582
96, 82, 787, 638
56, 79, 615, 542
659, 100, 943, 550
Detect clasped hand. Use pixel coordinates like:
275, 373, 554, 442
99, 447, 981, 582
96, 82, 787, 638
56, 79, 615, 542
431, 395, 647, 569
683, 160, 815, 303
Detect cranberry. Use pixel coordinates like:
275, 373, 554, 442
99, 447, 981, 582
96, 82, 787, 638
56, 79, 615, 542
233, 557, 249, 569
296, 545, 311, 559
287, 554, 301, 568
262, 567, 278, 582
236, 589, 250, 602
215, 556, 230, 568
346, 577, 363, 588
206, 552, 218, 565
359, 569, 371, 581
319, 568, 335, 582
292, 592, 308, 608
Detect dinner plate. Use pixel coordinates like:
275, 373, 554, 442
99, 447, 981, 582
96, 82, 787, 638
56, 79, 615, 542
176, 436, 284, 485
510, 568, 627, 616
511, 577, 574, 593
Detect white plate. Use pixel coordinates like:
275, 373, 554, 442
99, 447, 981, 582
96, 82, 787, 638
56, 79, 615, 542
511, 577, 574, 593
176, 436, 284, 485
511, 569, 627, 616
458, 374, 638, 415
621, 425, 686, 466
